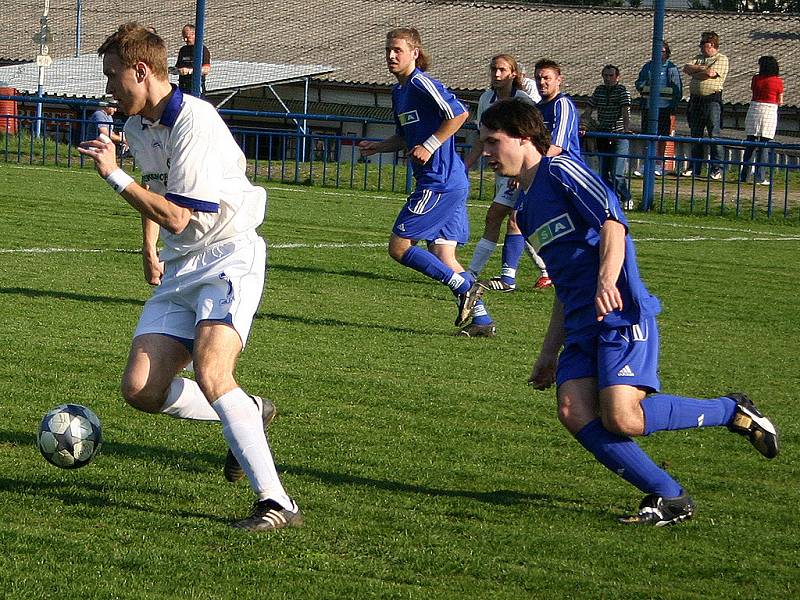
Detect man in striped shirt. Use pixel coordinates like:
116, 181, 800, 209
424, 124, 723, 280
582, 65, 633, 210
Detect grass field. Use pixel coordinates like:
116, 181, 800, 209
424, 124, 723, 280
1, 162, 799, 599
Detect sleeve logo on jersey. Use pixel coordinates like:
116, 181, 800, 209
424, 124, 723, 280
527, 213, 575, 252
398, 110, 420, 127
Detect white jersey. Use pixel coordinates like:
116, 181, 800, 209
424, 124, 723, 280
124, 88, 266, 262
475, 86, 537, 206
475, 86, 537, 126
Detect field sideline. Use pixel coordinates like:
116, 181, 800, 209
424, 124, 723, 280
0, 162, 798, 599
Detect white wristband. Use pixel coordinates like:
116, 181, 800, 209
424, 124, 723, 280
106, 168, 134, 194
422, 134, 442, 154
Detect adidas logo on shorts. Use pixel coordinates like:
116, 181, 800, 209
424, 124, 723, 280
617, 364, 635, 377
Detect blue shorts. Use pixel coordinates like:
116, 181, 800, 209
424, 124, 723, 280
392, 187, 469, 244
556, 316, 661, 392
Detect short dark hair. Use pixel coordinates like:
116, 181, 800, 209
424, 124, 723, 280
602, 64, 620, 77
758, 55, 779, 77
480, 99, 550, 156
662, 40, 672, 59
534, 59, 561, 75
700, 31, 720, 49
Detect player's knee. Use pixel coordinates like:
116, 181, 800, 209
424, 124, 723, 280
120, 378, 164, 414
601, 411, 644, 437
557, 404, 585, 435
388, 245, 405, 262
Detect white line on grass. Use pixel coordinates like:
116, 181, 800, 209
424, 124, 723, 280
2, 235, 799, 255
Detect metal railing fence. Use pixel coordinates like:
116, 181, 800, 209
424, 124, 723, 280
1, 104, 798, 221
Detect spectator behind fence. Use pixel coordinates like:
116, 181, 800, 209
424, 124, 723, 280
170, 24, 211, 95
87, 105, 124, 144
682, 31, 729, 180
582, 65, 633, 210
740, 56, 784, 185
634, 40, 682, 176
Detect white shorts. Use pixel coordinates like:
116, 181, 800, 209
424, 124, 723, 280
134, 232, 266, 349
493, 175, 521, 208
745, 101, 778, 139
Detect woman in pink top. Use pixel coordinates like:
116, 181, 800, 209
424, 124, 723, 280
740, 56, 784, 184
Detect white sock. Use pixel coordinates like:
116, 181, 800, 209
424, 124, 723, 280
213, 387, 291, 508
500, 266, 517, 279
161, 377, 219, 421
468, 238, 498, 275
447, 271, 466, 292
524, 240, 548, 276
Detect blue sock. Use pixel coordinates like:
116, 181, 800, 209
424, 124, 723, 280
470, 300, 493, 325
641, 394, 737, 435
500, 234, 525, 285
401, 246, 472, 293
575, 419, 683, 497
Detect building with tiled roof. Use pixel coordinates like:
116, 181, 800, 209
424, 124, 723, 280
2, 0, 798, 136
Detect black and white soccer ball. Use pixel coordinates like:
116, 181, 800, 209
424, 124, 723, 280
37, 404, 103, 469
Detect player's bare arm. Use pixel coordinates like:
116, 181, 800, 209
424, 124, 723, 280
358, 134, 405, 157
529, 297, 565, 389
141, 216, 163, 285
78, 137, 191, 234
408, 111, 469, 165
463, 137, 483, 170
595, 219, 626, 320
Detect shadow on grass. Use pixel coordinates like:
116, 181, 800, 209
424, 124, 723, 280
0, 286, 144, 306
255, 311, 430, 335
282, 464, 586, 512
2, 430, 592, 518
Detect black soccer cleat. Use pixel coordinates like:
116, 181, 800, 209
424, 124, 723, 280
455, 281, 486, 327
479, 276, 516, 292
619, 492, 695, 527
224, 396, 277, 483
231, 498, 304, 531
726, 393, 779, 459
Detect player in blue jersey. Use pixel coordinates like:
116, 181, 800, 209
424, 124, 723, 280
534, 59, 582, 159
78, 23, 300, 532
359, 28, 484, 332
477, 99, 779, 526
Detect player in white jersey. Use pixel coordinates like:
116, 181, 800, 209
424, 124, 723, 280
78, 23, 301, 532
461, 54, 550, 335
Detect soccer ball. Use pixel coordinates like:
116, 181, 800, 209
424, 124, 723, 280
37, 404, 103, 469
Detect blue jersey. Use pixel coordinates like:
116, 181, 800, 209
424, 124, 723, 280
392, 68, 469, 192
536, 93, 582, 158
516, 155, 660, 334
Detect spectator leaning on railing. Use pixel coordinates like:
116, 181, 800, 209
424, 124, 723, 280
740, 56, 784, 186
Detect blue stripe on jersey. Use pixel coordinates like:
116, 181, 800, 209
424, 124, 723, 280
550, 156, 613, 229
166, 192, 219, 213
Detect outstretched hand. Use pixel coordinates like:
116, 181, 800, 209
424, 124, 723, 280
77, 134, 118, 178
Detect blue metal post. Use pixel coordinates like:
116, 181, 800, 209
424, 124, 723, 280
642, 0, 666, 211
192, 0, 206, 97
